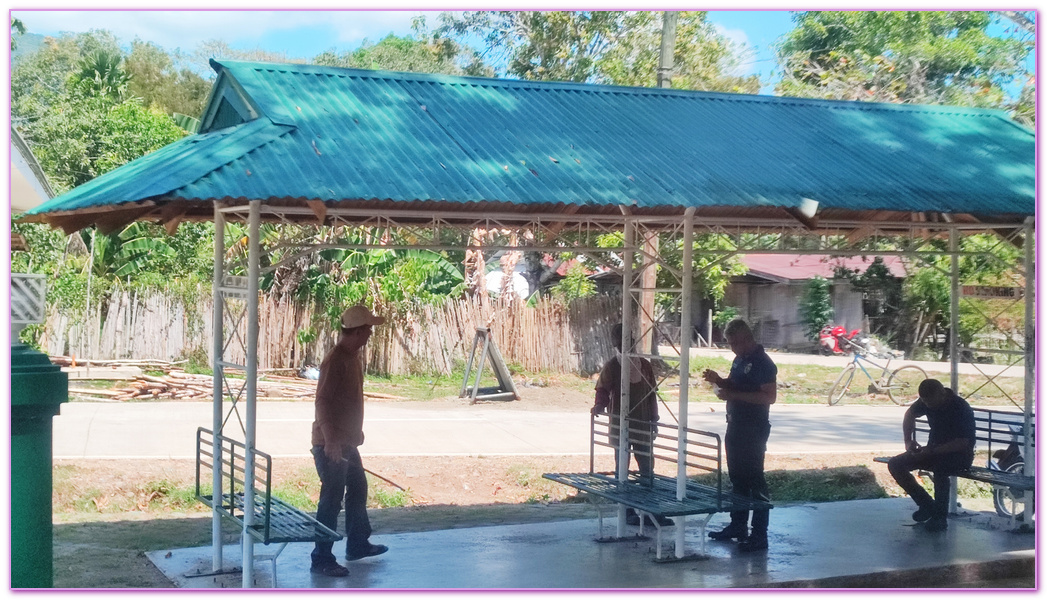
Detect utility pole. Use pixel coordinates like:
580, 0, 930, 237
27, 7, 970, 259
657, 11, 679, 88
640, 12, 679, 356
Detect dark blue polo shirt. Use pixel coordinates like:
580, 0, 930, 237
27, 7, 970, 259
726, 344, 777, 425
909, 389, 976, 459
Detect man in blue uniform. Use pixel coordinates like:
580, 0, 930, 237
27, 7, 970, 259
702, 319, 776, 552
887, 378, 975, 532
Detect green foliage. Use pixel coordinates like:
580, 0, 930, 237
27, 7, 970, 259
799, 276, 834, 341
835, 257, 903, 341
11, 17, 25, 50
777, 11, 1032, 117
18, 87, 185, 193
125, 39, 211, 119
437, 10, 758, 92
712, 306, 739, 329
598, 11, 760, 92
550, 262, 595, 301
313, 32, 489, 76
900, 234, 1024, 354
76, 47, 132, 99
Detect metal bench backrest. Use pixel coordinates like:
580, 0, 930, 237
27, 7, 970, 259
913, 407, 1035, 456
196, 427, 275, 542
590, 414, 724, 497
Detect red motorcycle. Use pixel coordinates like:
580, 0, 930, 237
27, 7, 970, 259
819, 325, 862, 355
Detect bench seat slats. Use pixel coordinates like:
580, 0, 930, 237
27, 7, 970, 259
871, 457, 1034, 491
872, 407, 1035, 493
544, 472, 770, 517
196, 428, 343, 546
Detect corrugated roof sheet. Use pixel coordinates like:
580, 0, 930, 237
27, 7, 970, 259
26, 60, 1035, 226
740, 254, 908, 283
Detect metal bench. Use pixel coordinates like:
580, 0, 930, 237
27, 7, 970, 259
874, 407, 1034, 525
544, 414, 772, 560
195, 428, 341, 586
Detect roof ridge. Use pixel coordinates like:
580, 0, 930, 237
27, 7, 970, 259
212, 59, 1012, 118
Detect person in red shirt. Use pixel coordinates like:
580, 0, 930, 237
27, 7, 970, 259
309, 305, 388, 578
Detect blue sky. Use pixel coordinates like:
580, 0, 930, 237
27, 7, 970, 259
11, 8, 797, 89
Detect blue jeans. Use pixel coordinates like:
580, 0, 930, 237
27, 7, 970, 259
311, 445, 371, 564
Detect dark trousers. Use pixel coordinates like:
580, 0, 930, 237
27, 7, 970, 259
311, 445, 371, 564
887, 450, 971, 517
725, 421, 771, 535
610, 423, 654, 479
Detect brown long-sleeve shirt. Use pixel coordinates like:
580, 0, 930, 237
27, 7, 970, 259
311, 344, 366, 448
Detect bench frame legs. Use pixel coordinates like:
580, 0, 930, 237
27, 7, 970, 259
590, 500, 715, 561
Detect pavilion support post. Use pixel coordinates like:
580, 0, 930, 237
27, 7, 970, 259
1022, 216, 1034, 524
675, 207, 695, 558
241, 201, 261, 588
210, 206, 225, 572
949, 227, 960, 391
617, 218, 635, 538
948, 227, 960, 514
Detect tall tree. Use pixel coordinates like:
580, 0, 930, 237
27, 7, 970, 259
312, 32, 490, 76
436, 10, 759, 92
598, 11, 760, 92
437, 11, 627, 82
125, 39, 211, 119
776, 11, 1031, 112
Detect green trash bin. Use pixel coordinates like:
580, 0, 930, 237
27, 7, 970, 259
11, 344, 68, 588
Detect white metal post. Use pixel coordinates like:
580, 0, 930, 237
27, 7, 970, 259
211, 206, 225, 571
241, 201, 261, 587
948, 227, 960, 514
617, 218, 635, 538
1022, 216, 1034, 524
675, 207, 695, 557
949, 227, 960, 391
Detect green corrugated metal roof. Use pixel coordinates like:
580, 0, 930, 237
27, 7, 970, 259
26, 59, 1035, 224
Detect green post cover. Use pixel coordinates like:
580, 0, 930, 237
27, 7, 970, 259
10, 344, 68, 588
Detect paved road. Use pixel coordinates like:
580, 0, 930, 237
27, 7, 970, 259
53, 401, 910, 460
678, 347, 1026, 378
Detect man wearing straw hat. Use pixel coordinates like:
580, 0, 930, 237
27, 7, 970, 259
309, 304, 388, 577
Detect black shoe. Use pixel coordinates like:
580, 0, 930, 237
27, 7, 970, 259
709, 524, 748, 542
310, 562, 350, 577
346, 543, 388, 561
625, 508, 641, 526
912, 505, 934, 523
739, 535, 768, 552
924, 516, 948, 532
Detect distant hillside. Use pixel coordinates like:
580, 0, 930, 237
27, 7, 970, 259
11, 32, 46, 62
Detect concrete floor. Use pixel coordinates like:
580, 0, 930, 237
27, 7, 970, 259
146, 498, 1034, 589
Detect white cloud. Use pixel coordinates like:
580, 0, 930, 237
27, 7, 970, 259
714, 23, 749, 49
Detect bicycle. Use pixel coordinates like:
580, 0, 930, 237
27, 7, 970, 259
827, 338, 928, 406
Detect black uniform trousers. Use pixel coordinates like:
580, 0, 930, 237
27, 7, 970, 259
725, 420, 771, 535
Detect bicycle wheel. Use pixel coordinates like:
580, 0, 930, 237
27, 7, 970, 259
828, 364, 856, 405
886, 365, 928, 405
993, 462, 1032, 520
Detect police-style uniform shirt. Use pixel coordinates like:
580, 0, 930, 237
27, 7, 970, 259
908, 390, 976, 462
726, 344, 777, 426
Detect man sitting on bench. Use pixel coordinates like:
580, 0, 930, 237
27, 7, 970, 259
887, 379, 975, 532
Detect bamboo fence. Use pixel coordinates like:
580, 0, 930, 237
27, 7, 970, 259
40, 291, 621, 376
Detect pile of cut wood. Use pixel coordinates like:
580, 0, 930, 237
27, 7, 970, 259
66, 369, 407, 402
